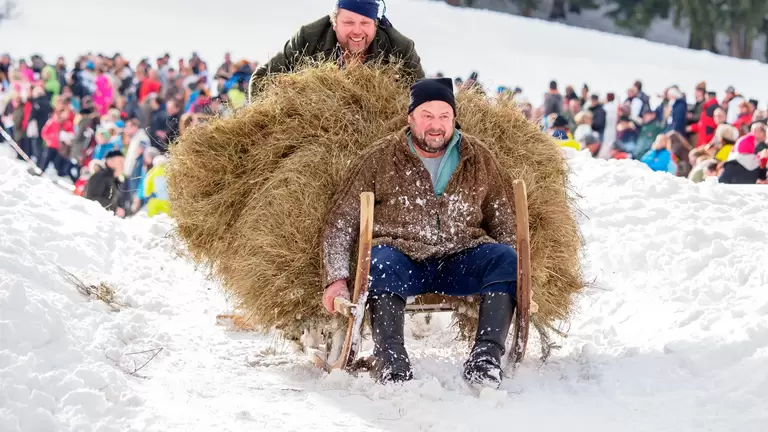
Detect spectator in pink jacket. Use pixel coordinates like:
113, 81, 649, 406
93, 67, 114, 115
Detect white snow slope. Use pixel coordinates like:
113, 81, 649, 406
2, 147, 768, 432
3, 0, 768, 108
3, 1, 768, 431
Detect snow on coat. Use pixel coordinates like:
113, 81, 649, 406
320, 127, 516, 288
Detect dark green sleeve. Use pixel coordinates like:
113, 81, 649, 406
401, 39, 425, 81
248, 29, 307, 102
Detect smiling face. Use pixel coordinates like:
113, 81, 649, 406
333, 8, 377, 55
408, 101, 455, 155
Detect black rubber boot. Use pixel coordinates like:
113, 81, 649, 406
367, 292, 413, 384
462, 291, 515, 389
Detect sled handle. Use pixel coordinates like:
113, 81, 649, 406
333, 297, 356, 317
510, 179, 532, 365
327, 191, 374, 371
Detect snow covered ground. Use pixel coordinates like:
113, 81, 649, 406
3, 0, 768, 430
1, 144, 767, 431
3, 0, 768, 107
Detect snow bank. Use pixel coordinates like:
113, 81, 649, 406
2, 147, 767, 431
3, 0, 768, 107
0, 155, 213, 432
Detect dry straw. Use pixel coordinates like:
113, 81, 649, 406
167, 59, 585, 353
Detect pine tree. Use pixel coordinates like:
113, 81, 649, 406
673, 0, 719, 52
716, 0, 768, 58
606, 0, 672, 37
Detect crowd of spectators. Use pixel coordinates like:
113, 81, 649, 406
1, 52, 765, 221
0, 52, 255, 217
452, 73, 768, 185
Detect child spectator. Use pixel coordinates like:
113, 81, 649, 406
143, 155, 171, 217
687, 148, 713, 183
91, 127, 116, 160
718, 134, 767, 184
640, 133, 676, 173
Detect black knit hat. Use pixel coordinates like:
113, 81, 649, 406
104, 150, 124, 160
408, 78, 456, 115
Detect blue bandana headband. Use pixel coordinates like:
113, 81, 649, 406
336, 0, 379, 20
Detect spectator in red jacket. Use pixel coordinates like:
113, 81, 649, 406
138, 69, 162, 102
39, 108, 75, 176
687, 92, 719, 147
732, 99, 754, 135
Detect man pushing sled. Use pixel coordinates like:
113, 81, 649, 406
321, 78, 519, 389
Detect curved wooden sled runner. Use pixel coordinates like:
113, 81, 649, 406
315, 179, 533, 373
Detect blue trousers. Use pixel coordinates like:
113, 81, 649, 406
368, 244, 518, 300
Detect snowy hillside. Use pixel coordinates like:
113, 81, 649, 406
3, 0, 768, 430
3, 0, 768, 107
463, 0, 768, 62
2, 148, 767, 431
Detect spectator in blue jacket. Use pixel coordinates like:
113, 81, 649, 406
641, 133, 677, 174
665, 87, 688, 136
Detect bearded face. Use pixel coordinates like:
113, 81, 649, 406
412, 126, 450, 154
408, 101, 455, 154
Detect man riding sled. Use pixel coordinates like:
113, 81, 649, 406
249, 0, 425, 101
321, 78, 519, 389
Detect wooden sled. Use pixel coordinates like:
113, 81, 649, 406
315, 179, 533, 372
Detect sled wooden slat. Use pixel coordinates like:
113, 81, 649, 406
320, 181, 532, 373
405, 293, 459, 312
509, 179, 532, 365
327, 191, 374, 371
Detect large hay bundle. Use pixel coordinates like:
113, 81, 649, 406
167, 61, 584, 350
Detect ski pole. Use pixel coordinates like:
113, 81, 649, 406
0, 127, 43, 176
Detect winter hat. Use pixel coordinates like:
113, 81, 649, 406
408, 78, 456, 115
552, 115, 569, 129
734, 133, 756, 155
716, 124, 739, 144
95, 127, 111, 140
337, 0, 380, 20
104, 150, 124, 160
153, 155, 169, 166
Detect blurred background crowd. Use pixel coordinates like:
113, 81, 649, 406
1, 51, 766, 219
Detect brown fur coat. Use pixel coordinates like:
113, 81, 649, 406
321, 127, 517, 287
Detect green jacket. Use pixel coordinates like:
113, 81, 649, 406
634, 122, 665, 159
42, 65, 61, 102
249, 16, 425, 101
